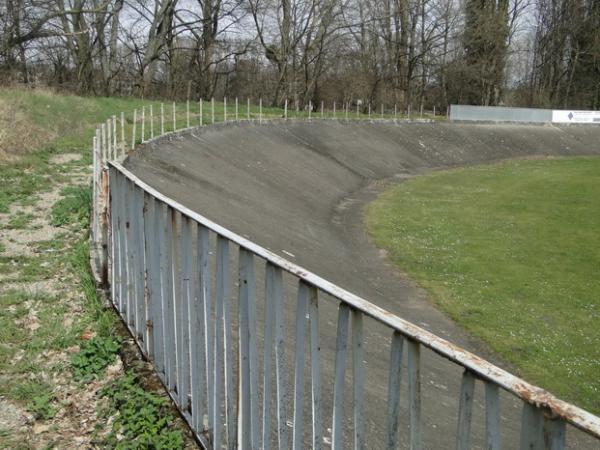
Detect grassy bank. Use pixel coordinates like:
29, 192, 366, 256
367, 157, 600, 414
0, 87, 199, 448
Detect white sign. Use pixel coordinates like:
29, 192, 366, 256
552, 110, 600, 124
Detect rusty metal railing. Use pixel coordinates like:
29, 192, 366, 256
91, 104, 600, 450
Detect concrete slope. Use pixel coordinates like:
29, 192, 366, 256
125, 121, 600, 449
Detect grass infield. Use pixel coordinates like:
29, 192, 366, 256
367, 157, 600, 415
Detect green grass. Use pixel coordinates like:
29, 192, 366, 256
51, 186, 92, 227
367, 157, 600, 414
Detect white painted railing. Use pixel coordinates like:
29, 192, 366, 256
90, 100, 600, 450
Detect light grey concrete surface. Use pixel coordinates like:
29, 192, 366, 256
125, 120, 600, 449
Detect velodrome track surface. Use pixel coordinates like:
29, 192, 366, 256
125, 121, 600, 448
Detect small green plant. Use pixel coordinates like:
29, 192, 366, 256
100, 372, 183, 449
71, 336, 121, 382
27, 393, 57, 420
5, 212, 35, 229
51, 185, 91, 228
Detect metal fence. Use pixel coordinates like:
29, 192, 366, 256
91, 102, 600, 450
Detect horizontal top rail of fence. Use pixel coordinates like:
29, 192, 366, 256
91, 98, 600, 450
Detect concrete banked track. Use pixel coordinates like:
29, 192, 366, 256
125, 121, 600, 449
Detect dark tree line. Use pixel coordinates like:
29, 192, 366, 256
1, 0, 598, 110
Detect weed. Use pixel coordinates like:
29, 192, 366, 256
4, 212, 35, 229
71, 336, 121, 382
27, 393, 57, 420
100, 372, 183, 449
51, 186, 91, 228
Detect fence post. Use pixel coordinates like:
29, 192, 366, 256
224, 97, 227, 122
141, 106, 145, 143
172, 102, 176, 131
381, 104, 384, 119
211, 97, 215, 124
345, 102, 349, 120
106, 119, 112, 159
112, 115, 117, 152
187, 99, 190, 128
235, 97, 239, 121
308, 101, 312, 120
259, 98, 263, 124
284, 99, 288, 119
120, 112, 125, 156
149, 105, 154, 139
247, 97, 250, 120
321, 101, 324, 119
199, 99, 203, 126
131, 109, 137, 150
333, 101, 336, 118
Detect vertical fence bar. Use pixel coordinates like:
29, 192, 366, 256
263, 264, 287, 450
143, 192, 160, 362
352, 310, 365, 450
133, 184, 146, 348
309, 285, 322, 450
106, 119, 112, 159
117, 173, 127, 315
407, 339, 422, 450
199, 225, 213, 433
345, 102, 349, 120
163, 204, 176, 391
387, 331, 404, 449
108, 165, 118, 304
112, 115, 117, 154
235, 97, 239, 121
161, 103, 165, 135
224, 97, 227, 122
381, 104, 384, 118
141, 106, 145, 142
191, 224, 207, 432
247, 97, 251, 120
333, 101, 336, 118
150, 105, 154, 139
321, 101, 324, 118
123, 177, 134, 328
259, 98, 263, 124
213, 235, 229, 450
485, 383, 501, 450
217, 236, 236, 450
308, 101, 312, 120
292, 281, 309, 450
331, 303, 350, 450
262, 263, 277, 450
456, 371, 475, 450
544, 417, 566, 450
120, 112, 125, 156
101, 123, 107, 160
394, 104, 397, 119
274, 266, 288, 450
284, 99, 288, 119
131, 109, 137, 150
187, 99, 190, 128
171, 210, 183, 403
199, 99, 203, 126
520, 403, 544, 450
172, 102, 176, 132
212, 98, 215, 124
368, 104, 371, 118
238, 248, 259, 449
178, 215, 192, 414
